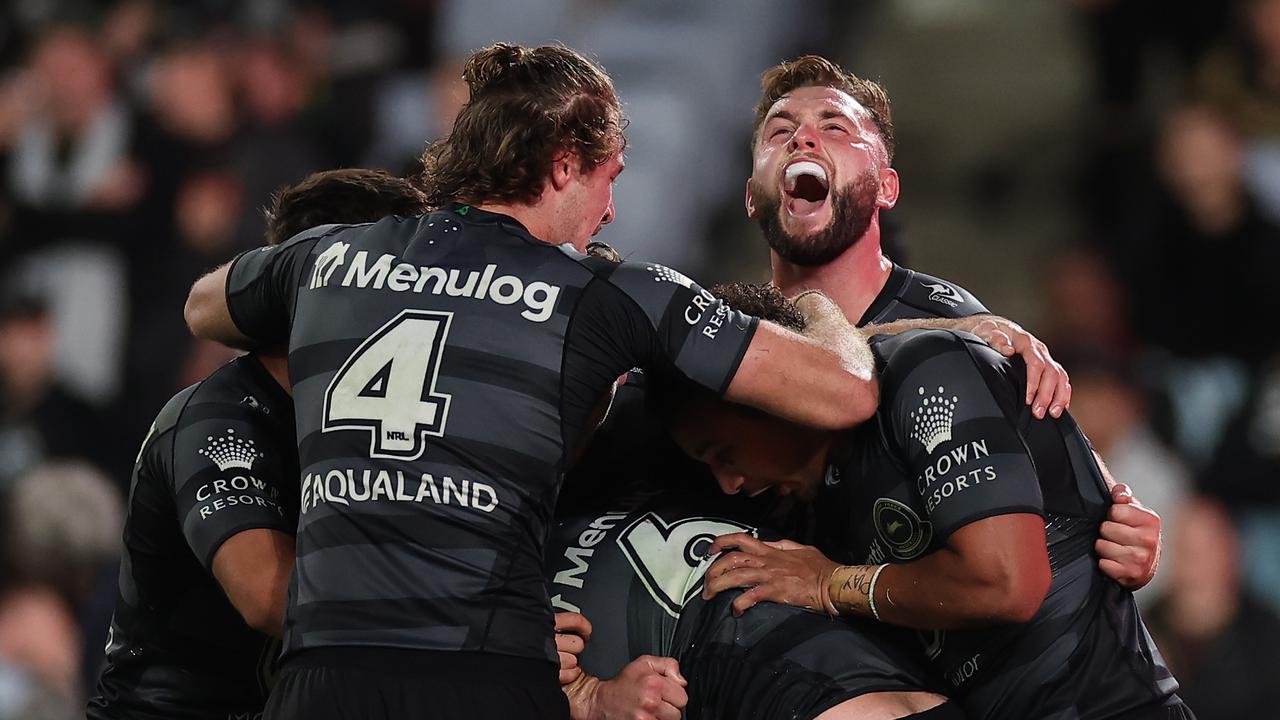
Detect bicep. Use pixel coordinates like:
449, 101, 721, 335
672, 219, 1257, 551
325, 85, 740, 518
186, 263, 252, 347
211, 528, 295, 635
946, 513, 1050, 591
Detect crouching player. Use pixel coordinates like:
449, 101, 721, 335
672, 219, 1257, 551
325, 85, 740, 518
677, 285, 1191, 720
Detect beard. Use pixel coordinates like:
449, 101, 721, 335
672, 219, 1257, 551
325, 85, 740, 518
754, 169, 879, 267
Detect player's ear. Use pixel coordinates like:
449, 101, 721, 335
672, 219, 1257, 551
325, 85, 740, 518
549, 151, 575, 192
744, 178, 758, 219
876, 168, 900, 210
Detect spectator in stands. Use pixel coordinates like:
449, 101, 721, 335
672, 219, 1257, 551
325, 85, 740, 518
1144, 496, 1280, 719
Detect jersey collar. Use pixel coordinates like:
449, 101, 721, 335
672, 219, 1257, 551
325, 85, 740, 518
856, 263, 910, 327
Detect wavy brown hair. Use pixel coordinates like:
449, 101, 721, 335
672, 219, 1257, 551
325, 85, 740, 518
752, 55, 895, 163
420, 43, 626, 208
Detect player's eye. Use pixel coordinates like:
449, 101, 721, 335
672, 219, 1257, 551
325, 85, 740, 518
768, 126, 791, 140
824, 124, 848, 134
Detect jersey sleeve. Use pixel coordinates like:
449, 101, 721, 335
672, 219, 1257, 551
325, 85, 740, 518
593, 260, 759, 393
170, 401, 296, 570
882, 330, 1043, 541
224, 225, 344, 344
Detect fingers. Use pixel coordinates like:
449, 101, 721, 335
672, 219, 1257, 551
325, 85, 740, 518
703, 567, 770, 599
1110, 483, 1134, 504
1098, 520, 1148, 548
555, 611, 593, 640
557, 652, 581, 685
708, 532, 768, 557
644, 656, 687, 686
1095, 538, 1153, 590
731, 584, 769, 616
555, 632, 585, 657
763, 538, 805, 551
1106, 501, 1159, 528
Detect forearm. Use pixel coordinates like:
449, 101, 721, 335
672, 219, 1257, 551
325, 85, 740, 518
185, 263, 253, 348
862, 315, 987, 337
795, 291, 875, 384
828, 550, 1040, 630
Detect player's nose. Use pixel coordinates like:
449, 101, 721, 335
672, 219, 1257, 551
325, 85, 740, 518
712, 468, 746, 495
788, 123, 819, 152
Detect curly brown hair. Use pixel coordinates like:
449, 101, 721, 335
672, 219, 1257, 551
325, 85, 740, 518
264, 169, 430, 245
708, 282, 805, 332
752, 55, 895, 163
420, 43, 626, 208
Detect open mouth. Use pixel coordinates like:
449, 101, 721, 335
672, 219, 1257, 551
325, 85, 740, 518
784, 160, 830, 216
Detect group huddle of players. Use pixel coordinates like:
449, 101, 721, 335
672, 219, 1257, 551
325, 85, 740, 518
85, 44, 1190, 720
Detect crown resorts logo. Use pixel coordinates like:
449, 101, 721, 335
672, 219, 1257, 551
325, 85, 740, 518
646, 264, 695, 288
909, 386, 958, 453
198, 429, 264, 471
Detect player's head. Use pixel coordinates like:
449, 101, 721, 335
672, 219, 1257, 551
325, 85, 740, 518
264, 168, 430, 245
654, 283, 833, 500
419, 43, 626, 251
746, 56, 899, 267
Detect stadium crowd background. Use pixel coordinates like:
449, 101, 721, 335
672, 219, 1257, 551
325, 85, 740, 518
0, 0, 1276, 717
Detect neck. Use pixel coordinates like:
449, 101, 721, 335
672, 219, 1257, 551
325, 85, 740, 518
474, 199, 568, 249
254, 351, 292, 395
769, 218, 893, 325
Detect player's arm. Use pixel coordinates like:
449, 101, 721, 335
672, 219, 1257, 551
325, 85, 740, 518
726, 291, 878, 430
562, 656, 688, 720
582, 262, 876, 432
211, 529, 294, 637
706, 330, 1051, 628
185, 228, 335, 348
172, 406, 297, 637
866, 314, 1071, 420
185, 262, 251, 348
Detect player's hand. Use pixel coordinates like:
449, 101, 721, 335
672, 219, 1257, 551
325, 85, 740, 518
959, 315, 1071, 420
701, 533, 841, 616
591, 655, 687, 720
555, 611, 592, 685
555, 611, 593, 685
1096, 483, 1161, 590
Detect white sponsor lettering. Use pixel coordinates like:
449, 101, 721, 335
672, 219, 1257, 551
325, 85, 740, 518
300, 468, 499, 514
947, 653, 981, 687
334, 251, 560, 322
917, 439, 990, 494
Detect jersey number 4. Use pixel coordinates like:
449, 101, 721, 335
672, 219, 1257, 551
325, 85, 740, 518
322, 310, 453, 460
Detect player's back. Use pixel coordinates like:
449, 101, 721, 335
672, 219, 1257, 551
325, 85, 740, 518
254, 204, 758, 665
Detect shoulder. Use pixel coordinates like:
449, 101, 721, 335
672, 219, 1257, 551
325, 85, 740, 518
895, 268, 989, 318
875, 329, 1013, 415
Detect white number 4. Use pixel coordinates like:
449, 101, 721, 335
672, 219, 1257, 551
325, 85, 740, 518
323, 310, 453, 460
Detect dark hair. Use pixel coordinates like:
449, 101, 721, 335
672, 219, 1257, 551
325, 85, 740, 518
264, 168, 430, 245
419, 43, 626, 208
753, 55, 895, 163
649, 283, 802, 421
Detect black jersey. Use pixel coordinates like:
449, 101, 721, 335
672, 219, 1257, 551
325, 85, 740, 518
88, 355, 298, 720
858, 263, 988, 326
817, 329, 1178, 719
224, 204, 758, 666
546, 482, 939, 720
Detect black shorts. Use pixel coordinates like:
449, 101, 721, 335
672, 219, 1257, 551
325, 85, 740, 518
264, 647, 569, 720
674, 592, 943, 720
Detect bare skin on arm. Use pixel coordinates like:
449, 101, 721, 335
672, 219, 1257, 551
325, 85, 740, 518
211, 528, 295, 638
185, 263, 251, 348
703, 513, 1052, 629
727, 292, 878, 431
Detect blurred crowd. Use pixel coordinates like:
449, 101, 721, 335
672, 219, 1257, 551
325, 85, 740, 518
0, 1, 1275, 718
